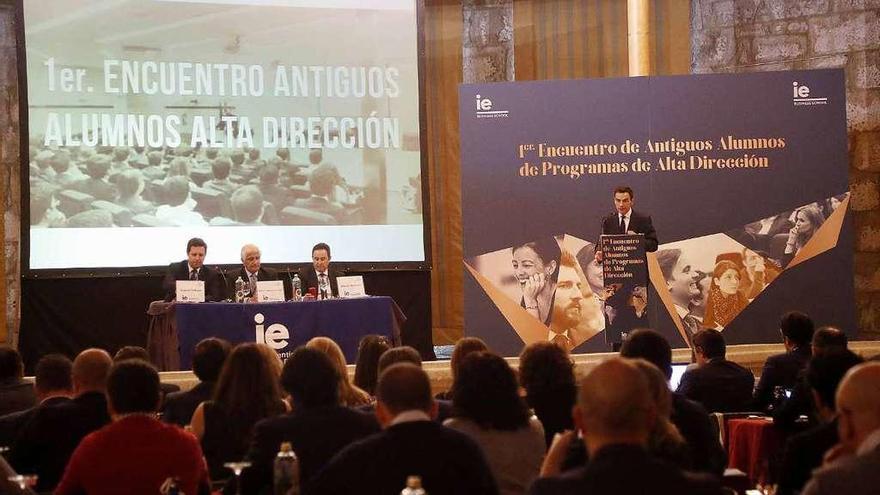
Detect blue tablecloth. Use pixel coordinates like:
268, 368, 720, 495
175, 296, 402, 367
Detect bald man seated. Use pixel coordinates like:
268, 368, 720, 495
308, 363, 499, 495
802, 362, 880, 495
231, 244, 279, 301
529, 358, 720, 495
9, 349, 113, 492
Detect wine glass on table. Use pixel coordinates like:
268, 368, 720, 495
7, 474, 38, 491
224, 461, 251, 495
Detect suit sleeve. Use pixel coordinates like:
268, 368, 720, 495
752, 357, 779, 412
642, 215, 658, 252
206, 268, 226, 302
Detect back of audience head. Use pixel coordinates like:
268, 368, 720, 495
692, 329, 725, 364
353, 335, 392, 396
309, 164, 341, 197
619, 328, 673, 379
576, 358, 656, 455
212, 157, 232, 180
812, 326, 848, 356
0, 345, 24, 381
214, 343, 283, 423
835, 362, 880, 450
518, 341, 576, 402
780, 311, 814, 349
450, 337, 488, 381
147, 151, 163, 166
114, 346, 151, 363
164, 176, 191, 207
117, 170, 145, 199
35, 353, 73, 398
85, 155, 111, 179
806, 349, 863, 420
231, 185, 264, 223
256, 342, 283, 378
452, 352, 529, 431
107, 359, 160, 416
377, 346, 422, 375
259, 164, 280, 185
72, 348, 113, 394
281, 347, 339, 410
192, 338, 231, 383
307, 337, 369, 405
376, 363, 435, 425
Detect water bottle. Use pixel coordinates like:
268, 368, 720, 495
274, 441, 299, 495
234, 276, 246, 303
401, 475, 426, 495
292, 274, 302, 301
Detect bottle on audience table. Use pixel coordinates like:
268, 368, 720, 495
235, 276, 246, 303
291, 274, 302, 302
274, 441, 299, 495
401, 475, 426, 495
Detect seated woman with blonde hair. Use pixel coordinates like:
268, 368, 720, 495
306, 337, 372, 407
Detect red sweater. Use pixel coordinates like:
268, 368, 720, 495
55, 415, 209, 495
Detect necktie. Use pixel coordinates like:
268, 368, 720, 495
190, 269, 197, 281
619, 214, 626, 233
249, 273, 257, 296
319, 273, 328, 298
552, 333, 571, 351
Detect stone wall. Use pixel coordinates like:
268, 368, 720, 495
462, 0, 514, 83
0, 5, 20, 345
692, 0, 880, 339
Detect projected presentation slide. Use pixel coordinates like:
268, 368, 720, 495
23, 0, 424, 269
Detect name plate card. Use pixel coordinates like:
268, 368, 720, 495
176, 280, 205, 303
256, 280, 286, 302
337, 276, 367, 298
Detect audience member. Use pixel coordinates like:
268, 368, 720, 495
0, 354, 72, 447
307, 337, 372, 407
9, 349, 112, 491
446, 352, 545, 495
204, 156, 237, 195
50, 150, 85, 188
257, 163, 291, 209
0, 345, 35, 416
230, 185, 265, 225
237, 347, 380, 494
72, 154, 116, 202
518, 342, 577, 447
620, 329, 727, 476
529, 358, 720, 495
802, 362, 880, 495
372, 346, 454, 422
29, 183, 65, 228
116, 170, 154, 215
294, 163, 345, 220
436, 337, 489, 400
191, 343, 287, 481
753, 311, 814, 412
54, 359, 210, 495
308, 363, 499, 495
776, 350, 864, 495
114, 346, 180, 402
678, 329, 755, 413
812, 326, 848, 356
163, 338, 230, 426
156, 176, 206, 226
353, 335, 392, 396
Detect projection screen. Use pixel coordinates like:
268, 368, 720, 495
22, 0, 425, 270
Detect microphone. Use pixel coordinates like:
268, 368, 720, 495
217, 266, 232, 302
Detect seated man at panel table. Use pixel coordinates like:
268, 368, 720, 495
231, 244, 280, 301
302, 242, 340, 299
162, 237, 225, 302
677, 329, 755, 413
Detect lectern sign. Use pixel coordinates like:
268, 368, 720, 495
600, 234, 648, 346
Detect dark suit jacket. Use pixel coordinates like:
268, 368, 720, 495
9, 392, 110, 491
301, 266, 340, 299
162, 381, 215, 427
753, 347, 812, 412
308, 420, 499, 495
162, 261, 225, 302
598, 209, 659, 252
236, 405, 380, 494
776, 419, 838, 495
229, 266, 280, 300
678, 359, 756, 413
0, 406, 39, 447
529, 444, 721, 495
0, 379, 35, 417
671, 393, 728, 477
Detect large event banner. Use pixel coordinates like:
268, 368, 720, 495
460, 69, 855, 356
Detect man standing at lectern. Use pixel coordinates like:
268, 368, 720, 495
163, 237, 224, 302
232, 244, 279, 301
595, 186, 659, 262
303, 242, 339, 299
